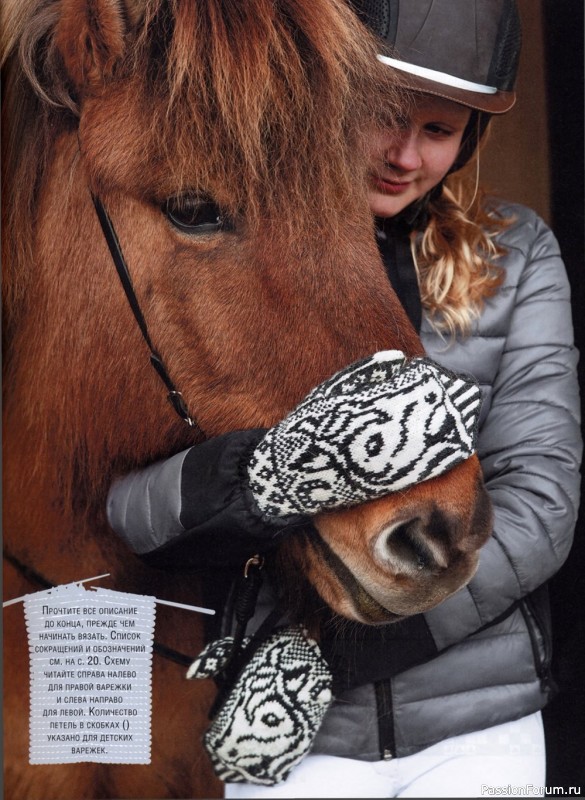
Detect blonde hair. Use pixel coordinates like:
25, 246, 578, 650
412, 143, 510, 338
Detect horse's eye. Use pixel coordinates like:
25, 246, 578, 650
164, 195, 233, 234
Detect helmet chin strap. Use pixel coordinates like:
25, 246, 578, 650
450, 111, 491, 175
463, 142, 482, 213
450, 112, 485, 211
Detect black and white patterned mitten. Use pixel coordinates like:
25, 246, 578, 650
187, 627, 333, 785
248, 349, 481, 516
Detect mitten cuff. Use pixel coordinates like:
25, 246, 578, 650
107, 429, 307, 569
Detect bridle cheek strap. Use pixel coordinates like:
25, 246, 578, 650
92, 194, 203, 435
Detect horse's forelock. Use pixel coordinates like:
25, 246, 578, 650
114, 0, 402, 233
4, 0, 403, 268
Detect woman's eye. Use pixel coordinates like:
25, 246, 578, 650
425, 124, 452, 137
164, 195, 233, 234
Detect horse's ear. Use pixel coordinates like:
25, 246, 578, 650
55, 0, 130, 91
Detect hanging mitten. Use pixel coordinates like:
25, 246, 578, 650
187, 626, 333, 785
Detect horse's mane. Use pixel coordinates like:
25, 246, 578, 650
2, 0, 402, 334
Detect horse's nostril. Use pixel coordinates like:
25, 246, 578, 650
392, 521, 429, 571
379, 519, 446, 575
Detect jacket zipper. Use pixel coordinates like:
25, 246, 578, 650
519, 596, 555, 694
374, 679, 396, 760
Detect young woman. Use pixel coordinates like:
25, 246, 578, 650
107, 0, 582, 796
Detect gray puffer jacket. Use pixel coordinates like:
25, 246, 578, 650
311, 200, 582, 759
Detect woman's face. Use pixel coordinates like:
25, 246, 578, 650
367, 95, 472, 218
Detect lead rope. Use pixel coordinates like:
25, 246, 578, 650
92, 194, 204, 436
207, 555, 278, 719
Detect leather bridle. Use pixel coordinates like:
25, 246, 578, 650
92, 194, 205, 437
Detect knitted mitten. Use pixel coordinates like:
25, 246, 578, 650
248, 350, 481, 516
187, 626, 332, 785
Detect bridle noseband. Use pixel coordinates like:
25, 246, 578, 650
92, 194, 204, 437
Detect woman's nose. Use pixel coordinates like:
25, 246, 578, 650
384, 131, 422, 172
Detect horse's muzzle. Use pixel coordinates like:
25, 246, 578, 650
298, 456, 493, 624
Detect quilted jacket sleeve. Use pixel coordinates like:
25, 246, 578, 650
423, 206, 582, 649
106, 429, 309, 569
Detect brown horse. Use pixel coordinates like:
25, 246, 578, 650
2, 0, 492, 797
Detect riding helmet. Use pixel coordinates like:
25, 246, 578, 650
351, 0, 522, 114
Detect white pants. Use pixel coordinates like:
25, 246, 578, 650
224, 711, 545, 798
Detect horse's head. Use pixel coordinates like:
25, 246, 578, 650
3, 0, 491, 626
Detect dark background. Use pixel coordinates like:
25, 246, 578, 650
478, 0, 584, 787
541, 0, 585, 789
